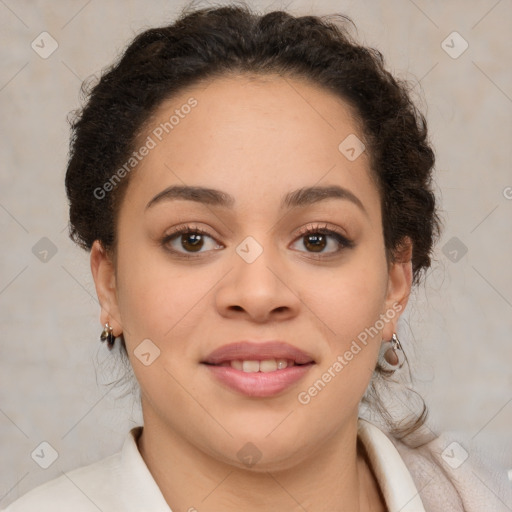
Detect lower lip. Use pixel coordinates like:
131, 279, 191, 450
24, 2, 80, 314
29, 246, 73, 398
202, 363, 314, 398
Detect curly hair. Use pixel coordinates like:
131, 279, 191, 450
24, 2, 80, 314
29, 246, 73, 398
65, 2, 442, 441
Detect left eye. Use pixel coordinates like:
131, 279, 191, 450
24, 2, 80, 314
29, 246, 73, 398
290, 228, 350, 254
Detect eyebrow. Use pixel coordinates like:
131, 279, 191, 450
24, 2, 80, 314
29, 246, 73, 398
145, 184, 367, 216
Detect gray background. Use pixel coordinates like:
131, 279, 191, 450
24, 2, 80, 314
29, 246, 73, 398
1, 0, 511, 507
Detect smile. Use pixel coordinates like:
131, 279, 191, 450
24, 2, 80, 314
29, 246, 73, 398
202, 362, 315, 398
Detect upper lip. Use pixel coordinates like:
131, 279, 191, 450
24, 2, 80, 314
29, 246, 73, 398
202, 341, 315, 365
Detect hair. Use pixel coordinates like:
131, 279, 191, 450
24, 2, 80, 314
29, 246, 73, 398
65, 2, 442, 441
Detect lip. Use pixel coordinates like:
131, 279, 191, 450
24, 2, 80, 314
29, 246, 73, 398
201, 341, 315, 398
202, 341, 315, 365
204, 364, 314, 397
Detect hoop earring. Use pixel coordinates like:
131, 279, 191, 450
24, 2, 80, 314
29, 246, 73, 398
380, 333, 405, 371
100, 322, 116, 351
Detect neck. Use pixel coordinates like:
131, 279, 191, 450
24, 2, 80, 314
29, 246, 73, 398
136, 404, 386, 512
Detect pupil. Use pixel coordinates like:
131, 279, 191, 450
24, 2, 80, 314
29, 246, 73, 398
183, 233, 203, 252
305, 234, 326, 252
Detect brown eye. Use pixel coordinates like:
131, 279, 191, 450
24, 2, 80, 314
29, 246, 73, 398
303, 233, 327, 252
161, 225, 223, 257
291, 225, 354, 256
179, 233, 205, 252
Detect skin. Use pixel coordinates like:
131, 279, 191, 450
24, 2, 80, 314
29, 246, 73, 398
91, 73, 412, 512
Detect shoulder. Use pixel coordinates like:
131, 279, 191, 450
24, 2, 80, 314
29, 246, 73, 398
389, 424, 512, 512
2, 426, 169, 512
1, 452, 122, 512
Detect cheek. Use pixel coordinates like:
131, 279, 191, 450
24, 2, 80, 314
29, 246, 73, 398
115, 240, 195, 335
114, 242, 221, 385
312, 254, 388, 343
114, 248, 200, 404
300, 251, 388, 399
296, 284, 386, 424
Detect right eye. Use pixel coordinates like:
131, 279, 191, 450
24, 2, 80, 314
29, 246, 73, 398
161, 224, 224, 258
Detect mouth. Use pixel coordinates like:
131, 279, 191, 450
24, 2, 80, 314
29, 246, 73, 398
203, 358, 313, 372
201, 341, 316, 397
202, 340, 315, 366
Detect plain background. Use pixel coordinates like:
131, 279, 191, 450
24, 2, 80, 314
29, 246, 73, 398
1, 0, 511, 507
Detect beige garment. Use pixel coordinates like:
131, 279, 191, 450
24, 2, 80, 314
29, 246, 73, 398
365, 418, 512, 512
2, 419, 510, 511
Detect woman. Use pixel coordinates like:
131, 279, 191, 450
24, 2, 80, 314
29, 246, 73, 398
3, 3, 511, 511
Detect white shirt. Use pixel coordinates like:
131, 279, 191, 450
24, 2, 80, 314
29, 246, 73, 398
2, 418, 426, 511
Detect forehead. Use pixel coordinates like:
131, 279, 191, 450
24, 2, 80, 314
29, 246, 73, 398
122, 73, 379, 217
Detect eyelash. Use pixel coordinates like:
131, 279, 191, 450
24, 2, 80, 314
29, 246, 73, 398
160, 223, 354, 260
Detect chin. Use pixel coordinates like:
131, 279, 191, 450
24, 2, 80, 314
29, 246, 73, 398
202, 427, 315, 474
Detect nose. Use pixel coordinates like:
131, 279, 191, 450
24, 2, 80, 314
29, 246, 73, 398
214, 241, 301, 323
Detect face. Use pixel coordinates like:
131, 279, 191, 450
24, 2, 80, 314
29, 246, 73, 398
91, 73, 411, 471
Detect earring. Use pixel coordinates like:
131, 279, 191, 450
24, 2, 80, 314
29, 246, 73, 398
100, 322, 115, 350
380, 333, 405, 371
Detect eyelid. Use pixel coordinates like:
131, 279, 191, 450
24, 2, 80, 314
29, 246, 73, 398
293, 222, 351, 242
164, 223, 220, 241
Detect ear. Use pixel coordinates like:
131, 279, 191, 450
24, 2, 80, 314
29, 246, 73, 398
382, 236, 413, 341
90, 240, 123, 336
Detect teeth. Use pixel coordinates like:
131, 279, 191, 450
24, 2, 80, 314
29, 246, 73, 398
276, 359, 288, 369
230, 360, 243, 370
232, 359, 293, 372
260, 359, 277, 372
242, 360, 260, 373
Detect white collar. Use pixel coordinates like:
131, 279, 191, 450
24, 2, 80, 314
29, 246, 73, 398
121, 419, 425, 512
357, 418, 426, 512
